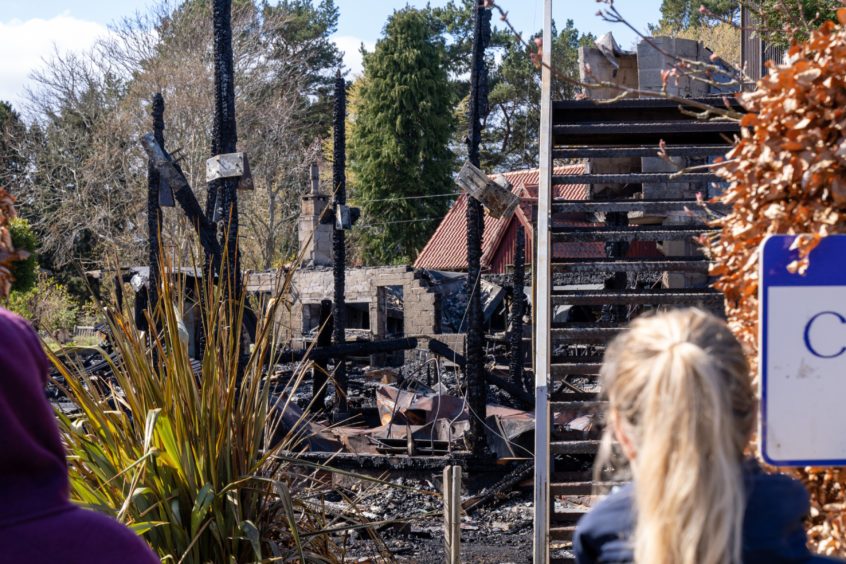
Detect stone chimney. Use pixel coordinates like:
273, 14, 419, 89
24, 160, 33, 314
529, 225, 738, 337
298, 162, 333, 266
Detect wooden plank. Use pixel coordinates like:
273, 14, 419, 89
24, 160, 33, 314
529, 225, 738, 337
456, 161, 519, 219
443, 466, 461, 564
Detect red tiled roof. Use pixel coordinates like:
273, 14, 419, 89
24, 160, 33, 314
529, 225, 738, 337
414, 165, 589, 271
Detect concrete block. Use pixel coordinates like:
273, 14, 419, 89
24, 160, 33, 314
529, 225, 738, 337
637, 37, 711, 97
579, 46, 639, 100
588, 156, 642, 199
643, 184, 698, 200
664, 271, 708, 289
642, 155, 686, 173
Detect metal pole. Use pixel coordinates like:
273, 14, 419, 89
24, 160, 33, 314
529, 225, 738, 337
465, 0, 491, 458
533, 0, 553, 561
332, 71, 349, 419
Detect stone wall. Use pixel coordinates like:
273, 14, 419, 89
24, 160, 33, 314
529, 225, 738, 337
266, 266, 445, 357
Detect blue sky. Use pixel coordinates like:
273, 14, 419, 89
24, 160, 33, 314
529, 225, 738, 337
0, 0, 662, 107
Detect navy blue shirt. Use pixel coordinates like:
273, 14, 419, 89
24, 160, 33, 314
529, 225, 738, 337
573, 463, 843, 564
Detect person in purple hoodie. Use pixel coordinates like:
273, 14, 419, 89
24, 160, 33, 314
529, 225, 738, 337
0, 307, 159, 564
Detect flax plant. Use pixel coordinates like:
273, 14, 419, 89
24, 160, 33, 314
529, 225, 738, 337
47, 256, 362, 563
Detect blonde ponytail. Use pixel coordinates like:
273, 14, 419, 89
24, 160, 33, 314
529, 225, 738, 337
597, 309, 755, 564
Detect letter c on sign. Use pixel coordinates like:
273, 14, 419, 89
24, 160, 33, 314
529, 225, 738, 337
804, 311, 846, 359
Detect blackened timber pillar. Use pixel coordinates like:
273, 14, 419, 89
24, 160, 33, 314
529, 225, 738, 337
313, 299, 332, 411
211, 0, 241, 298
332, 72, 349, 420
465, 2, 491, 457
509, 226, 526, 391
147, 93, 165, 330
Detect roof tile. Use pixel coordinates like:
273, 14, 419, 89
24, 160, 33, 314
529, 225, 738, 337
414, 165, 588, 271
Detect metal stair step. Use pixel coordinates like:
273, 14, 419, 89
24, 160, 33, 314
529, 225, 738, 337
549, 525, 577, 542
552, 509, 589, 524
551, 363, 603, 377
550, 481, 619, 495
552, 198, 720, 214
552, 470, 593, 482
551, 325, 623, 343
549, 391, 601, 401
552, 95, 743, 114
553, 120, 739, 136
554, 429, 598, 442
551, 225, 715, 242
551, 440, 602, 454
550, 556, 576, 564
553, 257, 709, 273
551, 288, 723, 306
553, 172, 719, 185
550, 400, 607, 412
553, 144, 730, 159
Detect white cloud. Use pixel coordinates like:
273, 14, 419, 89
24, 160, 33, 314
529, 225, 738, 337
0, 15, 108, 110
333, 35, 375, 78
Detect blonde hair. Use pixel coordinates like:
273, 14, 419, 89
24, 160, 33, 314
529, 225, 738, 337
596, 308, 755, 564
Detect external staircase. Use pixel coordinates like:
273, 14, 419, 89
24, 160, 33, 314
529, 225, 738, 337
531, 6, 740, 563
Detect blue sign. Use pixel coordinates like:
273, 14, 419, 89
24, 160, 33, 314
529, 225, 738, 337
761, 234, 846, 467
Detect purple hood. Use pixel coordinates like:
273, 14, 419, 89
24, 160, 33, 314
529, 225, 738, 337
0, 308, 159, 563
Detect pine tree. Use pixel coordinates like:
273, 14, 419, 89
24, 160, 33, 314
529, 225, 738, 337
481, 20, 594, 171
657, 0, 739, 30
350, 8, 454, 265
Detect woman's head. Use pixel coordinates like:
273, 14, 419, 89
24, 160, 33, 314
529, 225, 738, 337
597, 308, 755, 564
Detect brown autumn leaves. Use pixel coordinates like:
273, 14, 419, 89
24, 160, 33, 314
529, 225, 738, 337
0, 189, 27, 299
711, 10, 846, 357
707, 9, 846, 554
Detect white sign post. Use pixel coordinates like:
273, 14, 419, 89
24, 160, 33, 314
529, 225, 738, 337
760, 234, 846, 466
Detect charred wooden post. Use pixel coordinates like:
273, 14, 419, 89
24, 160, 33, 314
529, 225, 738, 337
211, 0, 242, 297
311, 338, 417, 361
134, 286, 149, 332
428, 338, 466, 367
313, 299, 332, 411
275, 338, 418, 364
147, 93, 165, 330
509, 226, 526, 390
332, 72, 349, 419
141, 135, 222, 274
443, 465, 462, 563
465, 1, 491, 457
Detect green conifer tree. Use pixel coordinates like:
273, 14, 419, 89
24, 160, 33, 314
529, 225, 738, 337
350, 8, 454, 265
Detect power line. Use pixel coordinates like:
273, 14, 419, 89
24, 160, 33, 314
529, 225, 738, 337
352, 192, 460, 204
357, 217, 442, 228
